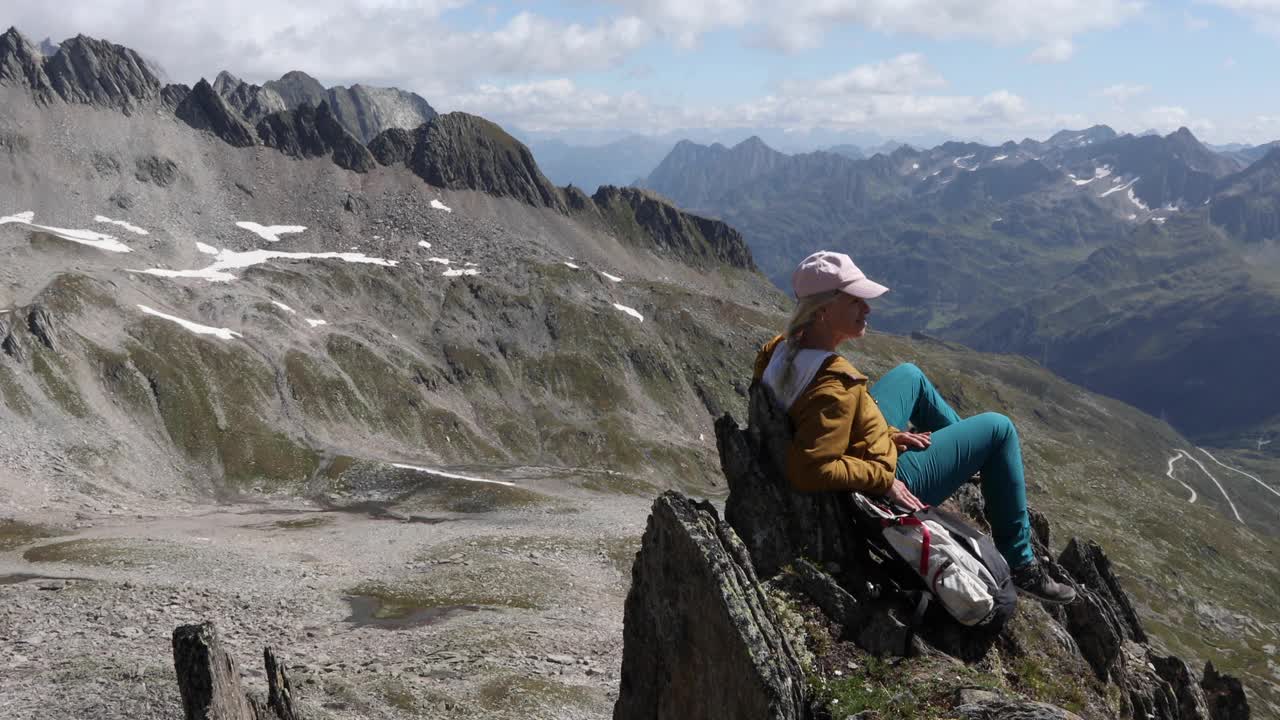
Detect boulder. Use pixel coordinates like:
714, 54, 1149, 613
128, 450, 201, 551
613, 491, 810, 720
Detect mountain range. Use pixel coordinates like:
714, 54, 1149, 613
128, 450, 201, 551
1, 27, 1278, 718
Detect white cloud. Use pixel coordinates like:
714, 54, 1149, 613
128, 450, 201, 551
1134, 105, 1215, 136
448, 59, 1029, 138
1028, 39, 1075, 63
784, 54, 945, 96
1101, 83, 1149, 102
612, 0, 1142, 50
10, 3, 650, 89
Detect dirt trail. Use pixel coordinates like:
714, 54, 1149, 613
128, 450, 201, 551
0, 471, 659, 720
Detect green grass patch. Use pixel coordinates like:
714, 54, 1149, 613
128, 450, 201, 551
0, 519, 61, 551
22, 538, 192, 567
476, 674, 597, 714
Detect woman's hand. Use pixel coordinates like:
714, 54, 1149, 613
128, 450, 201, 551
886, 479, 925, 511
891, 431, 931, 453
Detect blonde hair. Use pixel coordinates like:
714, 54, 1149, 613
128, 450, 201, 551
777, 289, 843, 393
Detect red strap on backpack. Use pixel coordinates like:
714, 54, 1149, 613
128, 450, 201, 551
881, 515, 932, 576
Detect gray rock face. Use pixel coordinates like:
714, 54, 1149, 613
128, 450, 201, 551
1202, 662, 1251, 720
716, 382, 862, 579
613, 491, 810, 720
0, 28, 56, 102
954, 696, 1084, 720
367, 127, 414, 166
326, 83, 438, 144
255, 101, 376, 173
591, 186, 757, 271
1152, 655, 1212, 720
263, 70, 327, 109
374, 113, 565, 210
175, 79, 258, 148
215, 69, 436, 144
41, 34, 162, 112
134, 155, 180, 186
216, 72, 288, 123
159, 83, 190, 110
1057, 537, 1146, 680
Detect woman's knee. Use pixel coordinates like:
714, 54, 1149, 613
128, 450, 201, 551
890, 362, 925, 383
976, 412, 1017, 441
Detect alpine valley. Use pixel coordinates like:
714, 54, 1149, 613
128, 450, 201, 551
0, 29, 1278, 720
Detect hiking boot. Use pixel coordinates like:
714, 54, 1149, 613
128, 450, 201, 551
1012, 562, 1077, 605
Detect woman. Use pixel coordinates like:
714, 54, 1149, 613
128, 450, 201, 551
753, 250, 1075, 604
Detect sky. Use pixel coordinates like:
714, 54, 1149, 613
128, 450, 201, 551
10, 0, 1280, 147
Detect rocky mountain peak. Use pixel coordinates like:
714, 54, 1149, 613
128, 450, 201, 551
175, 78, 258, 147
0, 27, 53, 100
43, 33, 162, 112
264, 70, 327, 108
211, 70, 242, 96
255, 99, 376, 172
590, 185, 757, 271
0, 28, 162, 112
734, 135, 770, 152
370, 112, 565, 210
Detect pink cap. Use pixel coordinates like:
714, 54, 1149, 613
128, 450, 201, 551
791, 251, 889, 299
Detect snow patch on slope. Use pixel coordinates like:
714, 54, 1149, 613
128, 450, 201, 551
136, 245, 398, 282
1, 211, 133, 253
137, 305, 241, 340
235, 222, 306, 243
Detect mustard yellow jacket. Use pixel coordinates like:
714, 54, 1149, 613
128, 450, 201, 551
753, 335, 899, 495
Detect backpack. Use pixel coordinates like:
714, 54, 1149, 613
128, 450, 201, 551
851, 493, 1017, 628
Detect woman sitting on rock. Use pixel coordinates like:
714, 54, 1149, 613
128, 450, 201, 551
752, 250, 1075, 604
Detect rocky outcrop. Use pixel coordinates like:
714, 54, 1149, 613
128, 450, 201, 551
592, 186, 757, 271
367, 126, 414, 166
1057, 537, 1146, 680
371, 113, 566, 211
172, 622, 300, 720
662, 381, 1255, 720
0, 27, 55, 102
42, 34, 162, 113
1202, 662, 1250, 720
614, 491, 810, 720
716, 383, 861, 578
214, 71, 288, 123
325, 83, 437, 144
159, 83, 189, 111
255, 101, 376, 173
1, 29, 165, 112
215, 69, 437, 144
953, 692, 1084, 720
175, 79, 258, 148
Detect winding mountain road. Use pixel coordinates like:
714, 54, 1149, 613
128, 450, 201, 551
1169, 448, 1244, 523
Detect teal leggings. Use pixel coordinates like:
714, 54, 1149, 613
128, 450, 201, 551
868, 363, 1035, 569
